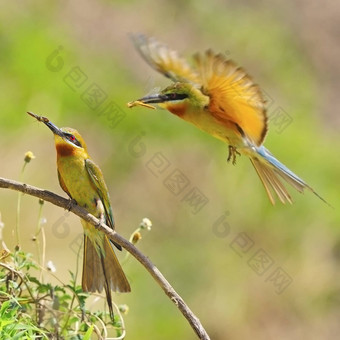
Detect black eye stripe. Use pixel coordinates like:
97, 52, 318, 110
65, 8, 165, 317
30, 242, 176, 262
165, 93, 188, 101
64, 133, 82, 147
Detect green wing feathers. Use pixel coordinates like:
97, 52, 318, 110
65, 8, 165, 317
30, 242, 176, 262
85, 158, 115, 229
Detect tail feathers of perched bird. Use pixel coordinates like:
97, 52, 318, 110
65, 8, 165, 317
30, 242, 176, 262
82, 234, 131, 318
249, 145, 330, 206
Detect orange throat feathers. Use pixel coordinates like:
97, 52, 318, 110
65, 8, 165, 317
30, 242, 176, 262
163, 102, 188, 117
56, 142, 76, 157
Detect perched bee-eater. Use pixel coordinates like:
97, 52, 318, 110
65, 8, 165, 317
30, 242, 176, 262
128, 34, 328, 205
28, 112, 130, 317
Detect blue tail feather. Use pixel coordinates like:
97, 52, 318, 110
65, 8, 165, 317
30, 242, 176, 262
250, 145, 331, 206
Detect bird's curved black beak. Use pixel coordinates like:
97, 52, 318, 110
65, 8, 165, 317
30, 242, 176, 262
137, 92, 188, 104
137, 94, 166, 104
27, 111, 64, 137
45, 121, 64, 138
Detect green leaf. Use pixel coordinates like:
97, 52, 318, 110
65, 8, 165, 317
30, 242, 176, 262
83, 324, 94, 340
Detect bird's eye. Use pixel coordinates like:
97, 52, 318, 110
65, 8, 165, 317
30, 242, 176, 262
166, 93, 187, 101
165, 93, 177, 100
65, 133, 82, 147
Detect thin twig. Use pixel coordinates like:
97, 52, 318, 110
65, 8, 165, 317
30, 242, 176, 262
0, 177, 211, 340
15, 162, 27, 245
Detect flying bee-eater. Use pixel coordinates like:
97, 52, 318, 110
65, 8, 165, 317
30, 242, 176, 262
27, 111, 131, 318
128, 34, 329, 205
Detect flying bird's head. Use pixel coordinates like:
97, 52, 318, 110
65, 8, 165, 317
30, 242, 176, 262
130, 82, 209, 118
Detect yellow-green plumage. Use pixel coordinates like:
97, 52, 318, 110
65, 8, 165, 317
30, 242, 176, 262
40, 122, 130, 319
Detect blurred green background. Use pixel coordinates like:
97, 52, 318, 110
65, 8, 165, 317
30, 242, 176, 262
0, 1, 339, 339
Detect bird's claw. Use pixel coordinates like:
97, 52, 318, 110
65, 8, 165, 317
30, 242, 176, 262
227, 146, 240, 165
67, 198, 77, 211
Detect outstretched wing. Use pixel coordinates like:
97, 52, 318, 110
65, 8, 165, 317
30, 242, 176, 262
85, 158, 115, 230
131, 34, 200, 84
194, 50, 267, 146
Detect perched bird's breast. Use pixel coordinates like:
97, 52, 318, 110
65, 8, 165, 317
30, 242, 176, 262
57, 154, 99, 215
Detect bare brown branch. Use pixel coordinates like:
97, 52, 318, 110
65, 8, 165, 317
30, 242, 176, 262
0, 176, 210, 340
